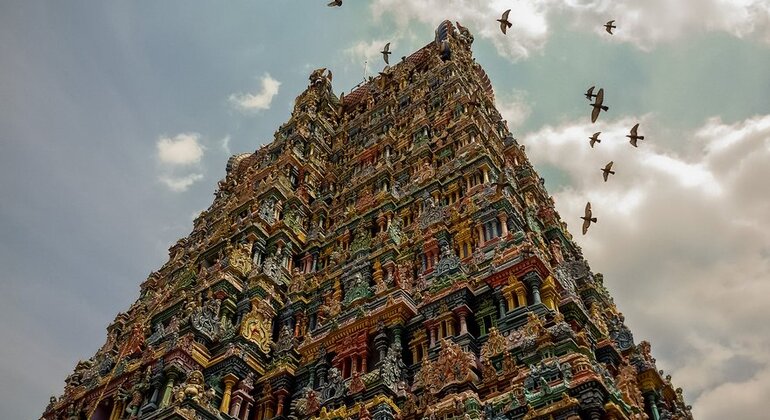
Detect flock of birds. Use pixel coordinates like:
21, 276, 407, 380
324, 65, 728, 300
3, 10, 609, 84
326, 2, 646, 236
498, 9, 639, 235
581, 82, 645, 235
497, 11, 649, 236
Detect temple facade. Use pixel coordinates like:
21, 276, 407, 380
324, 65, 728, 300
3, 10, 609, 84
43, 21, 691, 420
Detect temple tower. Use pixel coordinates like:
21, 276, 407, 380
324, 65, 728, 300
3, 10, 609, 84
43, 21, 691, 420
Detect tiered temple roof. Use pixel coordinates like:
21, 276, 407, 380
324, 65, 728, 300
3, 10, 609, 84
43, 21, 691, 420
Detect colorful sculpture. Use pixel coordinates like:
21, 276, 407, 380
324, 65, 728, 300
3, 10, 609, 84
42, 21, 691, 420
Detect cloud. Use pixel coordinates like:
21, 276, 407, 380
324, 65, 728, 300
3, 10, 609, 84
229, 73, 281, 112
344, 38, 394, 66
156, 133, 204, 166
496, 89, 532, 130
158, 173, 204, 192
521, 114, 770, 419
155, 133, 205, 191
371, 0, 770, 60
560, 0, 770, 50
371, 0, 551, 61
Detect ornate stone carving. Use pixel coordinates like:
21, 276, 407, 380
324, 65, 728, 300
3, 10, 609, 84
239, 298, 274, 353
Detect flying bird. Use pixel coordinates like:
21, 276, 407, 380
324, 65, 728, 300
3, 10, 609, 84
590, 88, 609, 123
589, 132, 601, 148
498, 9, 513, 34
605, 20, 616, 34
581, 202, 597, 235
601, 161, 615, 182
627, 123, 645, 147
327, 0, 342, 7
585, 86, 597, 101
381, 42, 392, 65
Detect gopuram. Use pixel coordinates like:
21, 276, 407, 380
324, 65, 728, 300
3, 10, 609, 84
43, 21, 692, 420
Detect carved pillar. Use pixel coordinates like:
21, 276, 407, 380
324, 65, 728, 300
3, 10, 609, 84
429, 325, 437, 347
275, 391, 288, 417
457, 309, 469, 335
229, 395, 243, 418
220, 374, 238, 413
497, 291, 507, 318
498, 213, 509, 236
503, 290, 515, 311
523, 272, 542, 305
375, 329, 389, 365
109, 400, 124, 420
476, 225, 485, 246
264, 398, 275, 419
241, 402, 253, 420
645, 392, 660, 420
392, 323, 403, 346
160, 370, 179, 408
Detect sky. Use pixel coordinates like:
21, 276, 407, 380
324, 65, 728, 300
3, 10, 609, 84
1, 1, 769, 419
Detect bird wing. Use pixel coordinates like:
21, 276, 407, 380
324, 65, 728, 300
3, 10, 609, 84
591, 106, 600, 123
500, 21, 507, 34
502, 9, 511, 20
587, 86, 595, 96
582, 218, 590, 235
602, 170, 608, 182
631, 123, 639, 135
607, 20, 615, 25
384, 42, 390, 52
607, 161, 613, 170
585, 202, 592, 217
383, 53, 389, 65
596, 88, 604, 103
630, 138, 637, 147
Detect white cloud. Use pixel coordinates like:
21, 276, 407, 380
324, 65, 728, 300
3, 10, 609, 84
560, 0, 770, 50
229, 73, 281, 112
155, 133, 206, 192
371, 0, 770, 60
372, 0, 551, 61
522, 114, 770, 419
496, 89, 532, 130
156, 133, 204, 166
159, 173, 204, 192
345, 38, 394, 67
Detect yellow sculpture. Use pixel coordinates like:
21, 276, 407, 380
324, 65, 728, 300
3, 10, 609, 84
240, 298, 274, 353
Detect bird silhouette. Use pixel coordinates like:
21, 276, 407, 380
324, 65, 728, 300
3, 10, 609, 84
589, 132, 601, 148
498, 9, 513, 34
381, 42, 392, 65
581, 202, 597, 235
605, 20, 616, 34
585, 86, 597, 101
627, 123, 645, 147
590, 88, 609, 123
327, 0, 342, 7
601, 161, 615, 182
